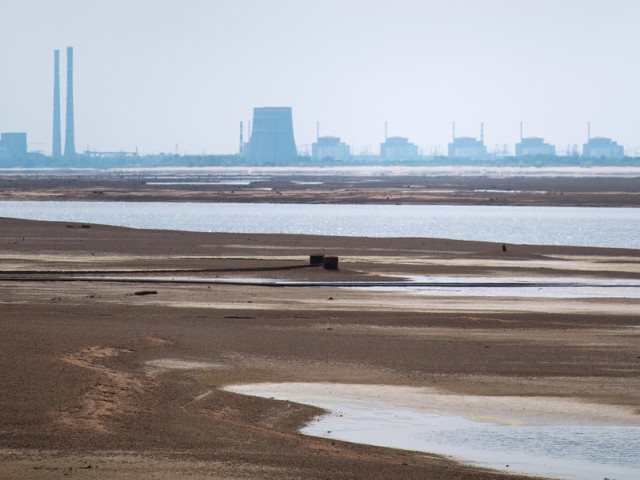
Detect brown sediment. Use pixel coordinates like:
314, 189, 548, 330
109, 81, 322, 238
57, 345, 157, 434
0, 171, 639, 206
0, 174, 639, 479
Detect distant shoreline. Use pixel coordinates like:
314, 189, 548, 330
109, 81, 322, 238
3, 164, 640, 176
1, 167, 638, 207
3, 152, 640, 170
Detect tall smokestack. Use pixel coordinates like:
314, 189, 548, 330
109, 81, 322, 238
64, 46, 75, 157
52, 50, 61, 157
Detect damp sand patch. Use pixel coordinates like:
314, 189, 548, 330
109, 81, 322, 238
226, 382, 640, 480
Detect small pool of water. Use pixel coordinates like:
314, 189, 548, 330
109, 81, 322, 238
226, 383, 640, 480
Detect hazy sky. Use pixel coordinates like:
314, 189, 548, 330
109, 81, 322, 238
2, 0, 639, 156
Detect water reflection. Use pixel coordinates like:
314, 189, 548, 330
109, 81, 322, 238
228, 383, 640, 480
360, 276, 640, 299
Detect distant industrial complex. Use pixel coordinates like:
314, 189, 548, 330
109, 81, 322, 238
0, 48, 635, 167
238, 108, 627, 165
1, 47, 76, 163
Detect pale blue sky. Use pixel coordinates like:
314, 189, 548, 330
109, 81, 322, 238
1, 0, 639, 155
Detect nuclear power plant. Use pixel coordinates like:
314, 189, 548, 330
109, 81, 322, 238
2, 49, 637, 166
448, 122, 488, 159
246, 107, 297, 164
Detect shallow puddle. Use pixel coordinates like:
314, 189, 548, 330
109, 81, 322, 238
357, 276, 640, 299
226, 383, 640, 480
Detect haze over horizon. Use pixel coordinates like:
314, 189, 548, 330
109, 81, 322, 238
1, 0, 639, 156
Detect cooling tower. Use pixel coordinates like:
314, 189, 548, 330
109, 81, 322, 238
63, 46, 75, 157
52, 50, 61, 157
247, 107, 297, 164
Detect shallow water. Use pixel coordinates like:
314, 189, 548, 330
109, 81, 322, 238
0, 201, 638, 249
359, 276, 640, 299
228, 383, 640, 480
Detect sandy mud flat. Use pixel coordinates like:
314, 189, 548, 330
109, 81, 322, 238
1, 172, 639, 479
1, 169, 639, 206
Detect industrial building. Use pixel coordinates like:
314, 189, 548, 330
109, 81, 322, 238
515, 123, 555, 157
51, 47, 75, 158
0, 132, 28, 157
64, 47, 75, 157
312, 136, 350, 161
515, 137, 556, 156
380, 136, 419, 160
448, 123, 487, 159
448, 137, 487, 158
583, 137, 624, 158
52, 50, 61, 157
246, 107, 297, 164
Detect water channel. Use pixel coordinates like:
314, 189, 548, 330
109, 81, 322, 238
0, 201, 639, 249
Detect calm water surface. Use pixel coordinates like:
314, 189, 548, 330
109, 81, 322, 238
0, 201, 638, 249
229, 383, 640, 480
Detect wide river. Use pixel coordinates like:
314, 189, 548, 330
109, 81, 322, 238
0, 201, 638, 249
